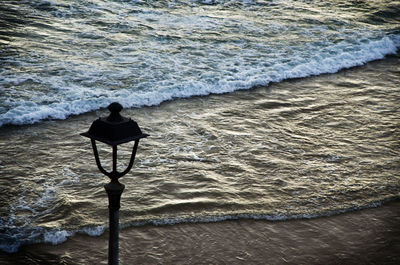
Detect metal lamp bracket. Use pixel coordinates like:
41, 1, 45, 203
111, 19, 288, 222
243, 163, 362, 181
90, 139, 139, 181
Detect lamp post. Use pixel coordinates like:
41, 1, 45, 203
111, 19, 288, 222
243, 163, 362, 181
81, 102, 148, 265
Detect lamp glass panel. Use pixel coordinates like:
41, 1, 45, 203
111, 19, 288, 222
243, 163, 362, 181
94, 140, 137, 173
96, 141, 113, 173
115, 141, 137, 172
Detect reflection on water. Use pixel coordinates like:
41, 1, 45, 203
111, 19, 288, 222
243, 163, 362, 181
0, 0, 399, 126
0, 54, 399, 252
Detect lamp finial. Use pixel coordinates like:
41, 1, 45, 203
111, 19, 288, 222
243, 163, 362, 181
107, 102, 123, 122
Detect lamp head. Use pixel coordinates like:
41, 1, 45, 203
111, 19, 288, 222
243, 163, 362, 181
81, 102, 149, 146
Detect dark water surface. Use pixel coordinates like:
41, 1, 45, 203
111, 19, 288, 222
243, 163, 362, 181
0, 0, 400, 258
0, 54, 399, 256
0, 55, 399, 264
1, 0, 399, 126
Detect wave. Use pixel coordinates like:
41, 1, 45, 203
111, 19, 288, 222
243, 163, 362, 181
1, 196, 398, 253
0, 35, 399, 127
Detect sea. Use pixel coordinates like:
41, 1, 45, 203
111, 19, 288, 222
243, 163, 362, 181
0, 0, 399, 261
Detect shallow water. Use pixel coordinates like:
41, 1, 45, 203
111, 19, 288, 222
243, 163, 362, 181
1, 0, 400, 254
9, 200, 397, 265
0, 53, 399, 253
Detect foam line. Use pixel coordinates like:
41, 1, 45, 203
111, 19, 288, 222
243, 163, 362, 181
1, 197, 397, 253
0, 35, 398, 127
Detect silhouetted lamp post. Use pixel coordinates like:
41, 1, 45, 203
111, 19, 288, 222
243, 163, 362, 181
81, 102, 148, 265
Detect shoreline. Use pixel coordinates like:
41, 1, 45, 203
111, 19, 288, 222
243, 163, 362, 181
2, 199, 399, 264
0, 54, 399, 264
0, 53, 398, 131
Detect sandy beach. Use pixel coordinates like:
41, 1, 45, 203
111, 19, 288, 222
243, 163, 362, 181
1, 199, 398, 264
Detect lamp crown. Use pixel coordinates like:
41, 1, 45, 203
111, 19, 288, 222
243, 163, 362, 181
107, 102, 123, 122
81, 102, 149, 146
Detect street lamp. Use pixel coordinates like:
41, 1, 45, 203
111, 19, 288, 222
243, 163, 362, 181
81, 102, 148, 265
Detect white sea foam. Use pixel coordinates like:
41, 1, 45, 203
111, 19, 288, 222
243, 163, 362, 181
79, 225, 106, 236
0, 195, 396, 253
0, 35, 398, 127
0, 175, 63, 253
133, 198, 396, 227
59, 167, 81, 186
1, 0, 399, 127
1, 0, 399, 254
44, 230, 73, 245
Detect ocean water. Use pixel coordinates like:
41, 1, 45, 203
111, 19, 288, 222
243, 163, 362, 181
0, 0, 399, 255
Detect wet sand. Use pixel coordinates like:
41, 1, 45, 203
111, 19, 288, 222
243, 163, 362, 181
2, 200, 399, 264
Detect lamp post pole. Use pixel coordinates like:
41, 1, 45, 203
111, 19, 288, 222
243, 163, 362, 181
81, 103, 148, 265
105, 179, 124, 265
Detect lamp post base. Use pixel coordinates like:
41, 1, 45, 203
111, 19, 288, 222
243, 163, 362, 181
104, 180, 125, 265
